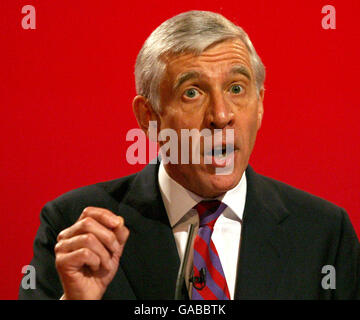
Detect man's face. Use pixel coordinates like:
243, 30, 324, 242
156, 39, 264, 198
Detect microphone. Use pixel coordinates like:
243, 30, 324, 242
189, 268, 206, 290
174, 223, 195, 300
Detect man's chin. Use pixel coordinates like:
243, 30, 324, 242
198, 172, 243, 198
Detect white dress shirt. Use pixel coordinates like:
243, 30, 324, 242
158, 162, 247, 299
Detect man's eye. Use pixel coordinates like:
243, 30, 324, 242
183, 88, 199, 99
230, 84, 243, 94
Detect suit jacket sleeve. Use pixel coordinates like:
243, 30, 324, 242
333, 208, 360, 299
18, 201, 67, 299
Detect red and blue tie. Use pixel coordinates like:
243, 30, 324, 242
191, 200, 230, 300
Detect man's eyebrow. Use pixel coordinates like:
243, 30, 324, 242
230, 65, 252, 80
173, 66, 251, 91
173, 71, 201, 91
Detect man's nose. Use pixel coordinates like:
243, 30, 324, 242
206, 93, 234, 129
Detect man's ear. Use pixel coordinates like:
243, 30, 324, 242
257, 88, 265, 130
132, 95, 159, 138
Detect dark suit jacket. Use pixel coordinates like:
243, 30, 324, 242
19, 164, 360, 299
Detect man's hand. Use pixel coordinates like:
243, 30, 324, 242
54, 207, 130, 300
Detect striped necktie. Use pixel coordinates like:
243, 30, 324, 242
191, 200, 230, 300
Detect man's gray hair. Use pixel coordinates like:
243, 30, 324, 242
135, 10, 265, 113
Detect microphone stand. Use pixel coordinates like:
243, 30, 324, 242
174, 223, 195, 300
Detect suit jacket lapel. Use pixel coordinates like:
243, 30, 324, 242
117, 163, 186, 299
235, 166, 293, 299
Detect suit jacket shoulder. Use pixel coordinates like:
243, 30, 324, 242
255, 171, 345, 223
48, 173, 137, 225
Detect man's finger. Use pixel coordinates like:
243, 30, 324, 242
57, 217, 121, 254
79, 207, 124, 229
56, 248, 101, 273
113, 224, 130, 256
55, 233, 113, 271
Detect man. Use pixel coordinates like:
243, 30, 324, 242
19, 10, 360, 300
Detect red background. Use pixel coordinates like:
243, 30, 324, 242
1, 0, 359, 299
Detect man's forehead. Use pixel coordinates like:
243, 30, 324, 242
163, 39, 252, 80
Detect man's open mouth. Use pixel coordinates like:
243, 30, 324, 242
206, 144, 235, 158
202, 144, 236, 167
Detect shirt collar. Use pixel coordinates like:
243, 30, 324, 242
158, 161, 247, 227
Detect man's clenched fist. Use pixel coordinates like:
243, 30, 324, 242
54, 207, 130, 300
